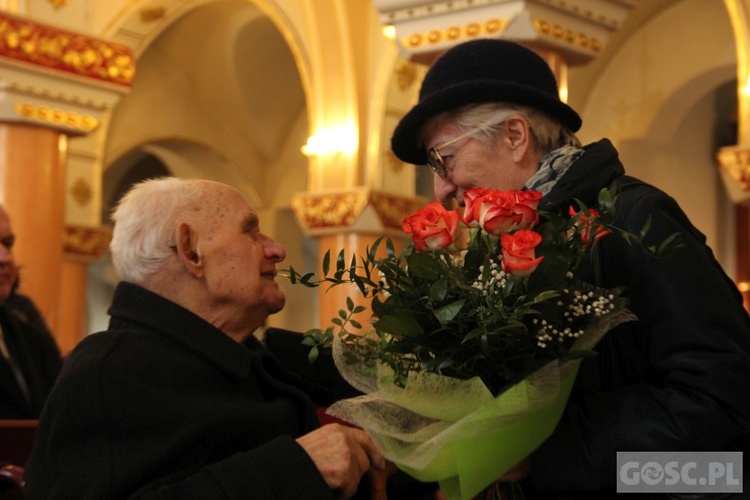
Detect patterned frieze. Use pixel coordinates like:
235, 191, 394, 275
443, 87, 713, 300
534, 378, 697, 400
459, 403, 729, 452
0, 11, 132, 134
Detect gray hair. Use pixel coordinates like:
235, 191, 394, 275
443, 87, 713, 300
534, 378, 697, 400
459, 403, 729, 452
426, 102, 580, 154
110, 177, 205, 284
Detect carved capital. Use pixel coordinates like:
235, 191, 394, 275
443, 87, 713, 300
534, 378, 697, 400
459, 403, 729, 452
718, 144, 750, 200
291, 189, 426, 235
63, 225, 111, 262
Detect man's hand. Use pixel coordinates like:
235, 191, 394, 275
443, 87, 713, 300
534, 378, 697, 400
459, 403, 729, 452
297, 424, 386, 499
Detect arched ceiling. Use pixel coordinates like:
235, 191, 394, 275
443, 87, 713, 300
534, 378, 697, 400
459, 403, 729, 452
104, 0, 307, 194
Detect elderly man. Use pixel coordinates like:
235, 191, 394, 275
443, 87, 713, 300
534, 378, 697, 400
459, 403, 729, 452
0, 204, 61, 419
25, 177, 386, 499
391, 39, 750, 497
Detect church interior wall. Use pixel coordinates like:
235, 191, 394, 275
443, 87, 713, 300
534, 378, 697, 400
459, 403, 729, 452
572, 0, 737, 273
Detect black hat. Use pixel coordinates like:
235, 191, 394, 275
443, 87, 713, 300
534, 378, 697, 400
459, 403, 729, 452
391, 39, 582, 165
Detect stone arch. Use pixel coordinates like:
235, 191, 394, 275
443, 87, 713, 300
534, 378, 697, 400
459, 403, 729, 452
102, 0, 308, 208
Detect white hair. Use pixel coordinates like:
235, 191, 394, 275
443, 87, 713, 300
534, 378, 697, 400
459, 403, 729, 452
424, 102, 580, 154
110, 177, 205, 284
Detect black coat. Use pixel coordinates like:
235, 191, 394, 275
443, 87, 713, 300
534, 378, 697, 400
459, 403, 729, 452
25, 282, 334, 500
0, 298, 61, 419
527, 139, 750, 497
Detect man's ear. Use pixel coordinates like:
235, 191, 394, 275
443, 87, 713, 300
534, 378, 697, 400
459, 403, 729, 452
175, 222, 203, 276
503, 115, 531, 163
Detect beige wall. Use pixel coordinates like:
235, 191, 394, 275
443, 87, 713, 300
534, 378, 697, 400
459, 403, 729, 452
572, 0, 736, 270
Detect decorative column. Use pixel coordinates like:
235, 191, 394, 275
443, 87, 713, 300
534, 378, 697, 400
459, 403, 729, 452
292, 189, 425, 326
717, 0, 750, 310
0, 12, 134, 351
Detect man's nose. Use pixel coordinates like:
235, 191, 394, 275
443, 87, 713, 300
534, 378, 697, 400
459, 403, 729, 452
0, 245, 12, 263
264, 238, 286, 263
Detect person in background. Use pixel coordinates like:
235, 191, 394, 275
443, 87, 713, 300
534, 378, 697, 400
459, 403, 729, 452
0, 203, 62, 419
390, 39, 750, 498
25, 177, 388, 499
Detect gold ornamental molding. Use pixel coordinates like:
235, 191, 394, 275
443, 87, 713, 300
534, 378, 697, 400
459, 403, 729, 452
372, 0, 638, 66
370, 191, 427, 229
402, 18, 509, 50
291, 189, 426, 234
533, 18, 603, 53
14, 102, 99, 132
0, 12, 135, 88
717, 146, 750, 191
63, 225, 111, 262
293, 191, 369, 229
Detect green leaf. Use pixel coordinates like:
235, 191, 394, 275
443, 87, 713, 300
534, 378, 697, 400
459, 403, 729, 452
434, 299, 466, 325
374, 313, 423, 338
368, 236, 383, 261
308, 346, 319, 364
346, 296, 355, 311
461, 326, 486, 343
287, 266, 298, 284
530, 290, 559, 305
301, 335, 317, 346
639, 216, 653, 240
406, 252, 441, 280
386, 238, 396, 258
657, 232, 683, 257
350, 319, 362, 329
429, 278, 448, 301
322, 251, 331, 276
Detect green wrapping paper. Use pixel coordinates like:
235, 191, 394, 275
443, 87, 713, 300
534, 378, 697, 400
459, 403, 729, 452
326, 313, 634, 499
328, 360, 579, 500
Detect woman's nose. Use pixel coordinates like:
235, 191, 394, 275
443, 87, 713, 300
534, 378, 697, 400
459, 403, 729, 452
433, 173, 457, 205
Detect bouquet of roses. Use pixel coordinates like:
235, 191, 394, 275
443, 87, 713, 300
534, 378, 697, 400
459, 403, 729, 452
285, 186, 659, 499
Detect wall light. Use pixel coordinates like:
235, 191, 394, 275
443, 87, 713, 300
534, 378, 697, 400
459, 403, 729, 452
382, 24, 396, 40
742, 76, 750, 96
301, 126, 357, 157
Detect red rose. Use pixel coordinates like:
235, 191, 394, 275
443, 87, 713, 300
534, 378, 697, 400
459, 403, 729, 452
569, 206, 611, 245
500, 229, 544, 277
462, 189, 541, 235
402, 201, 461, 252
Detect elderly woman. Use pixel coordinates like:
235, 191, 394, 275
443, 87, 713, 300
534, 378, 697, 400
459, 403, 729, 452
391, 39, 750, 497
25, 177, 386, 499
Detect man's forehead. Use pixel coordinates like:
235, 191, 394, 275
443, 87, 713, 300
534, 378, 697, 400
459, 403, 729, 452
200, 183, 257, 224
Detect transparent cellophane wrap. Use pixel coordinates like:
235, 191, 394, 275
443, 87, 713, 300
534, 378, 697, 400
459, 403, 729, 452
327, 310, 636, 500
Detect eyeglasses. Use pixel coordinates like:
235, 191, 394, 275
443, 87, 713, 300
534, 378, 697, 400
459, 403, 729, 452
426, 129, 476, 178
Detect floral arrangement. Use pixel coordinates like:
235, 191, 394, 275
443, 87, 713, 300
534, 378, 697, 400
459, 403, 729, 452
288, 186, 637, 395
284, 186, 671, 499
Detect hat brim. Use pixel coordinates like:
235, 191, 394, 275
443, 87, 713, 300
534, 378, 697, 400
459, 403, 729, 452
391, 80, 582, 166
